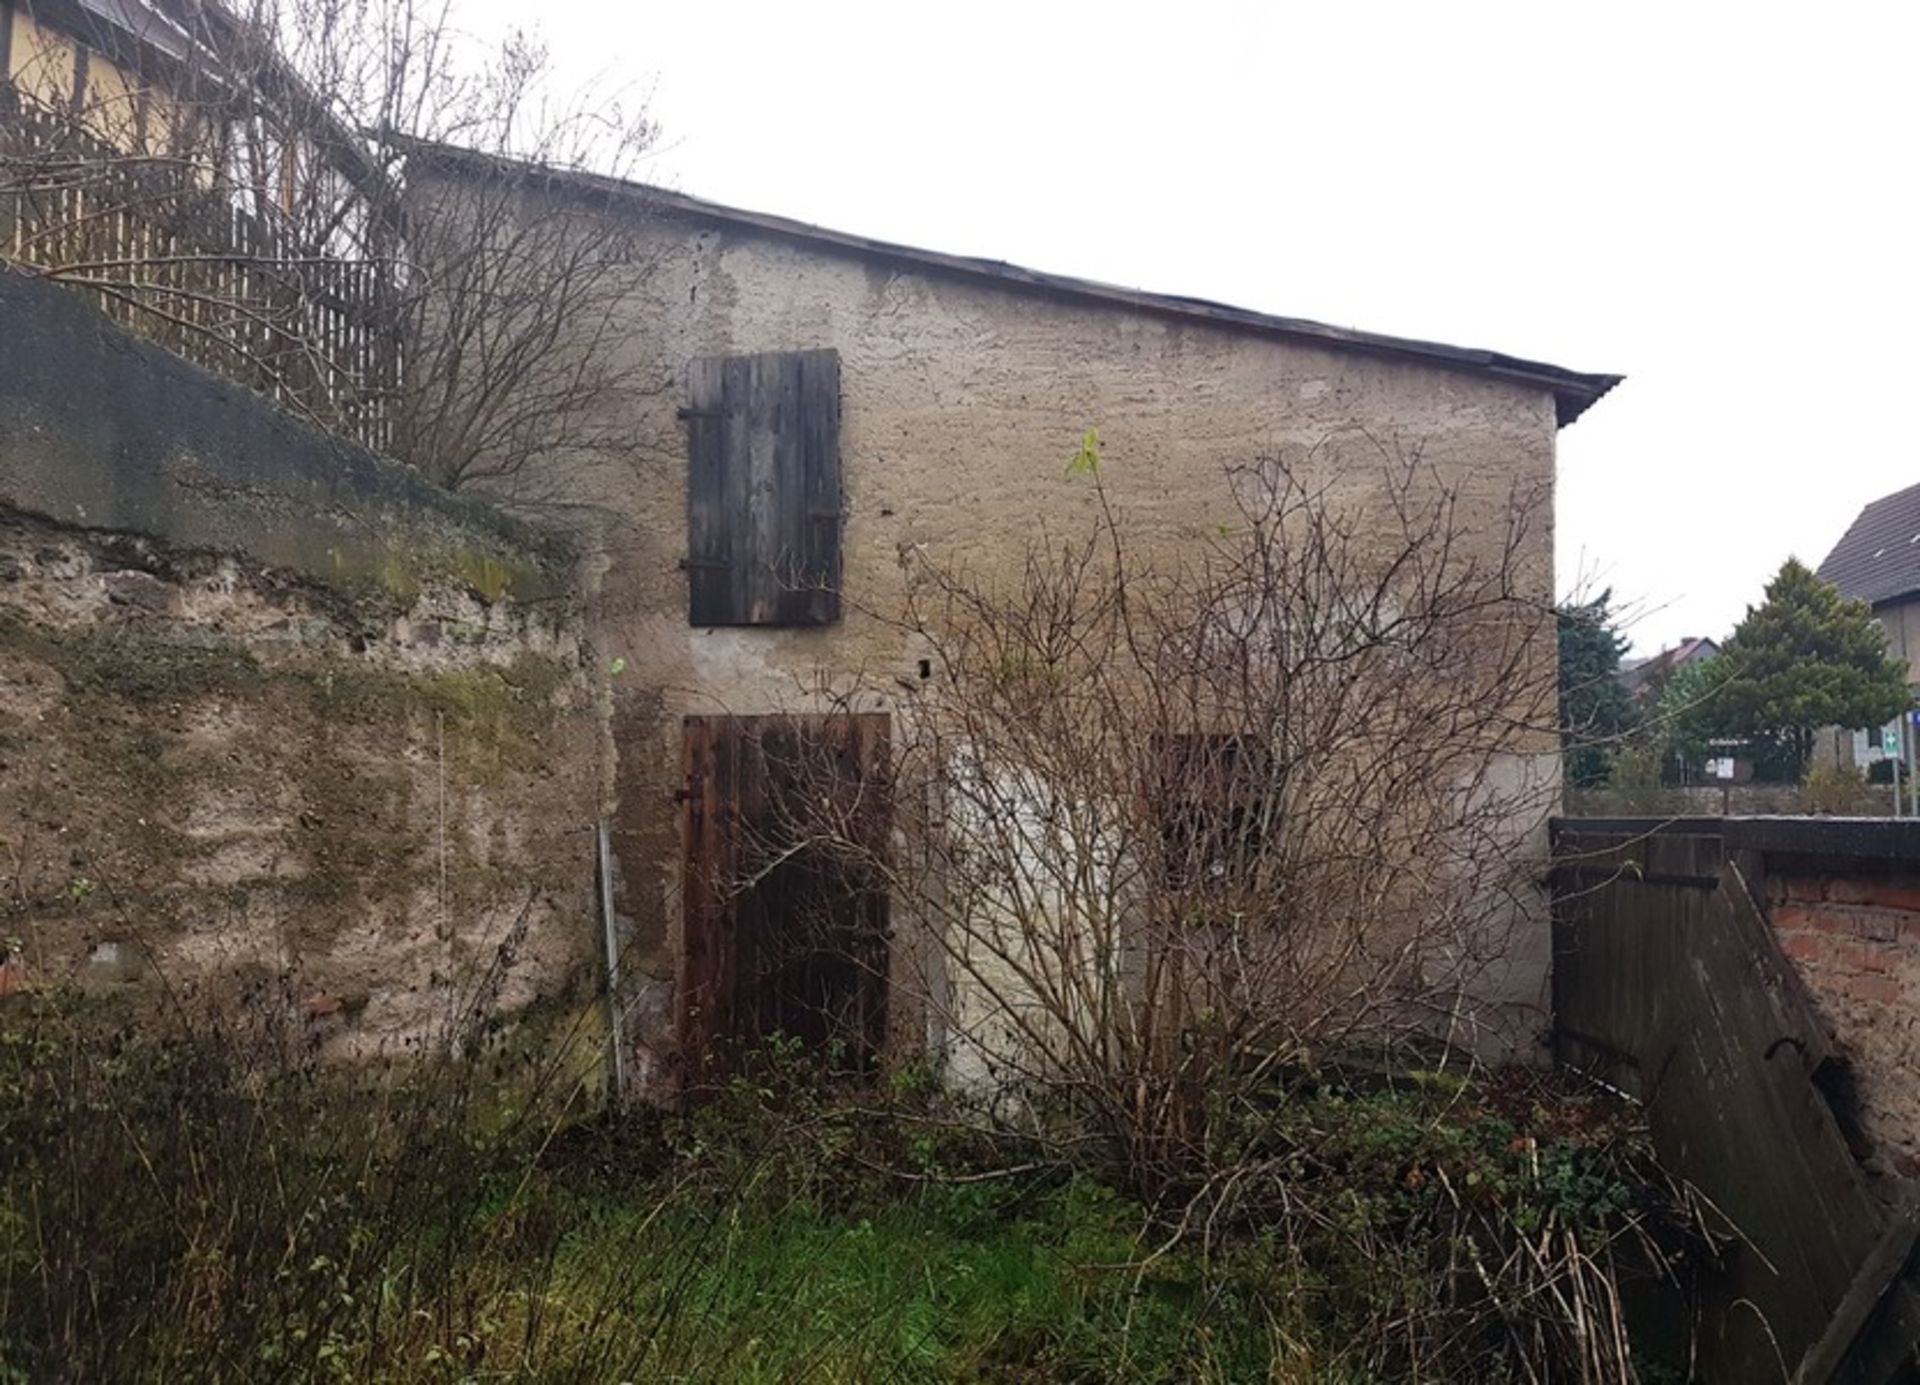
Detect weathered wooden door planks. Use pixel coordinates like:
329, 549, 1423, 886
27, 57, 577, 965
680, 713, 889, 1085
1551, 820, 1920, 1382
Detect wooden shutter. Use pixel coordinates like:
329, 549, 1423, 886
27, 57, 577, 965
685, 349, 842, 626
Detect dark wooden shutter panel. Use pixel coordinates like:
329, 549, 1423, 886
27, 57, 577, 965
686, 349, 841, 626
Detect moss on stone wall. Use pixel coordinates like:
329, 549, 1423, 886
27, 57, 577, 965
0, 556, 595, 1048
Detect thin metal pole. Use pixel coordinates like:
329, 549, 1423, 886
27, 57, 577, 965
1893, 739, 1903, 819
597, 820, 625, 1106
1909, 715, 1918, 819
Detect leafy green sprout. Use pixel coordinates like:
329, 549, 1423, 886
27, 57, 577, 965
1064, 429, 1101, 477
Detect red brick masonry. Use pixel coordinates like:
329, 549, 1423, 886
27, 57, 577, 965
1767, 869, 1920, 1178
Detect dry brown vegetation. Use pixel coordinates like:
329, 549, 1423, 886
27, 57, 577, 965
734, 451, 1561, 1185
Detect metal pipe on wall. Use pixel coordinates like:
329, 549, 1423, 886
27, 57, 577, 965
597, 820, 625, 1107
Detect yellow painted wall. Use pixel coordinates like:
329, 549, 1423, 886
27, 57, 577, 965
6, 4, 190, 156
9, 6, 81, 109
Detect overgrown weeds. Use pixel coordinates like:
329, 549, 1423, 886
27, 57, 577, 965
0, 974, 1705, 1382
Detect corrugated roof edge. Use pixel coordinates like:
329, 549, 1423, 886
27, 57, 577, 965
403, 139, 1623, 427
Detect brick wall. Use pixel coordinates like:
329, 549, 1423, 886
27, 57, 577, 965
1553, 817, 1920, 1193
1766, 864, 1920, 1178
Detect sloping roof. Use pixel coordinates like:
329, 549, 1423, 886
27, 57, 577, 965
1621, 637, 1718, 698
1819, 482, 1920, 607
405, 140, 1623, 428
36, 0, 391, 195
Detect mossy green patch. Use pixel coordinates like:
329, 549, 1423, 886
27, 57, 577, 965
0, 611, 578, 933
289, 654, 572, 789
450, 548, 517, 604
0, 613, 267, 710
326, 537, 555, 606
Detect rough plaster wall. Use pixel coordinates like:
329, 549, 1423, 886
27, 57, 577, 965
509, 210, 1562, 1086
0, 510, 600, 1054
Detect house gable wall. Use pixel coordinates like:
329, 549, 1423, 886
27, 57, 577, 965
427, 192, 1569, 1091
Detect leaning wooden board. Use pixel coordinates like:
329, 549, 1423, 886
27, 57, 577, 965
1551, 820, 1920, 1381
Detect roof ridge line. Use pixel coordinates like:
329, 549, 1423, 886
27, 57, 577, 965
399, 137, 1624, 428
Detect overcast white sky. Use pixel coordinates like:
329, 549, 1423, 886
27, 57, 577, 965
474, 0, 1918, 655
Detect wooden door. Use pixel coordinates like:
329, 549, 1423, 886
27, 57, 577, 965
680, 713, 890, 1085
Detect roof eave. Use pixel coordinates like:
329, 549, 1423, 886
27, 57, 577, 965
404, 140, 1623, 427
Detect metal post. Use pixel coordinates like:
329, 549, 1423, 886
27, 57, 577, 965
1909, 714, 1918, 819
596, 820, 625, 1107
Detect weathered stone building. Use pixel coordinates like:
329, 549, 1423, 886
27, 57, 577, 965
411, 152, 1621, 1096
0, 138, 1621, 1093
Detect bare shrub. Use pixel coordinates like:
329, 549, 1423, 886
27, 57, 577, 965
1571, 740, 1686, 817
695, 449, 1720, 1380
1800, 759, 1878, 816
2, 902, 559, 1375
742, 447, 1560, 1192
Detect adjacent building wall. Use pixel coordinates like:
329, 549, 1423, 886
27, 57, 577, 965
5, 1, 184, 155
1874, 595, 1920, 684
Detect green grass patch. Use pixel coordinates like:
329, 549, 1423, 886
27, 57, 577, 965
0, 996, 1697, 1383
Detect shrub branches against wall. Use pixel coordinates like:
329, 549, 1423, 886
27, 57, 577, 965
740, 447, 1561, 1195
0, 0, 664, 490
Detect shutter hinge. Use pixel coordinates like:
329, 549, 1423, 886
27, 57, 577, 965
677, 407, 720, 422
679, 556, 729, 571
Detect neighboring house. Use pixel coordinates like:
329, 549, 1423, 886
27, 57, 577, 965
1620, 636, 1728, 783
1817, 482, 1920, 772
0, 0, 397, 444
3, 0, 205, 153
1820, 481, 1920, 682
3, 0, 379, 212
409, 148, 1621, 1094
1620, 636, 1718, 704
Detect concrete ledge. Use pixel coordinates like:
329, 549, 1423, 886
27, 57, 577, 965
1725, 816, 1920, 864
1553, 815, 1920, 864
1552, 816, 1727, 838
0, 268, 569, 603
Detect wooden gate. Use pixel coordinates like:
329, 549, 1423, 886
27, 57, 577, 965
680, 713, 890, 1085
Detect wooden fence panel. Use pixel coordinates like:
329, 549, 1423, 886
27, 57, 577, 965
0, 84, 397, 455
